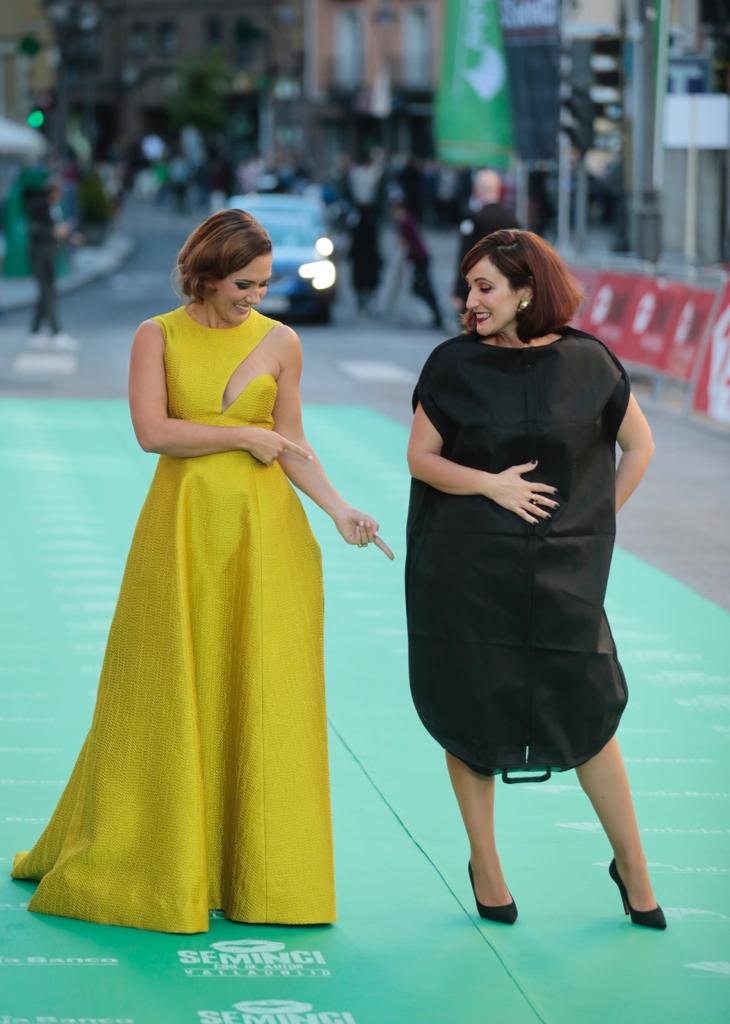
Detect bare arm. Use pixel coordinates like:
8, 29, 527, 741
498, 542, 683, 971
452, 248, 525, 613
272, 327, 351, 516
128, 320, 308, 460
407, 404, 493, 495
273, 327, 394, 557
407, 403, 558, 524
615, 394, 655, 512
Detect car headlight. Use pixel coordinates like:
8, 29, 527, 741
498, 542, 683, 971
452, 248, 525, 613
315, 236, 334, 257
298, 259, 336, 291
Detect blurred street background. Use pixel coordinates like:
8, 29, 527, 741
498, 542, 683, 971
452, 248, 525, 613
1, 0, 728, 604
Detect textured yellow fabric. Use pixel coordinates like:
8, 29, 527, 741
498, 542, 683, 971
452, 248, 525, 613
12, 306, 336, 933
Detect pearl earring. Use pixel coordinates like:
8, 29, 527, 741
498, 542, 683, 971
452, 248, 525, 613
517, 299, 530, 312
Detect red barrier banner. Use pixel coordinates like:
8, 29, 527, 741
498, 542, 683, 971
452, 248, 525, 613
570, 268, 602, 331
661, 286, 719, 382
570, 270, 719, 385
580, 272, 642, 349
621, 279, 685, 369
693, 281, 730, 425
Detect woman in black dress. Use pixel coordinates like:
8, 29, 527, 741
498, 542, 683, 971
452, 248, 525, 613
406, 230, 665, 929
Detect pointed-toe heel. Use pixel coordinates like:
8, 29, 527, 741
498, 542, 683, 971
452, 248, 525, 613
468, 862, 518, 925
608, 858, 667, 930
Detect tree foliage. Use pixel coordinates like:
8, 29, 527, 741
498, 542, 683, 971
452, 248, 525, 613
167, 54, 233, 134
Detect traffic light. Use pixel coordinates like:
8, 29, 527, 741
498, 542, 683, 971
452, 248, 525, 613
560, 41, 595, 155
563, 84, 595, 154
26, 90, 53, 134
589, 37, 623, 144
27, 109, 45, 129
18, 34, 42, 58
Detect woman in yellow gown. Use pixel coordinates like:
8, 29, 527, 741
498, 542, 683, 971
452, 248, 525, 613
12, 208, 393, 933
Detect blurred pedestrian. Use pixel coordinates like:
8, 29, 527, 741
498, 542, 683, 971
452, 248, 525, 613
452, 170, 520, 314
169, 151, 191, 212
152, 159, 171, 207
21, 167, 79, 352
207, 151, 234, 213
391, 199, 446, 330
346, 151, 385, 313
399, 157, 424, 222
422, 160, 440, 226
407, 228, 665, 931
434, 164, 460, 227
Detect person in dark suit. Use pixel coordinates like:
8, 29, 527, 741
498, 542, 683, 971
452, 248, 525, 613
21, 167, 78, 352
452, 170, 520, 314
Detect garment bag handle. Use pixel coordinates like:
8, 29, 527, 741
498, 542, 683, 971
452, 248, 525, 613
501, 768, 552, 785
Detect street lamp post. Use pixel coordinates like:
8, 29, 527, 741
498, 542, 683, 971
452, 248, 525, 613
43, 0, 100, 157
629, 0, 663, 263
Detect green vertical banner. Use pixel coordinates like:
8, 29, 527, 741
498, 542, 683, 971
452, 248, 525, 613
435, 0, 513, 169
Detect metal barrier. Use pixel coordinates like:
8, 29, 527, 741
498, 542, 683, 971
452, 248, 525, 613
567, 258, 729, 428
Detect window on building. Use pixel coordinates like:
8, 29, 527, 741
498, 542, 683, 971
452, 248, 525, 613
234, 16, 263, 67
129, 22, 148, 58
403, 4, 432, 88
157, 21, 178, 57
206, 17, 223, 48
334, 7, 364, 89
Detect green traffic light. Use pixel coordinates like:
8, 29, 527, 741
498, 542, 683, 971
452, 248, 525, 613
27, 110, 45, 129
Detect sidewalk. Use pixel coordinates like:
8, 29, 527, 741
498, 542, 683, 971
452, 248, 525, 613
0, 232, 135, 313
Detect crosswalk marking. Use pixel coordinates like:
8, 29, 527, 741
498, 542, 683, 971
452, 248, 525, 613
12, 351, 78, 376
337, 359, 415, 383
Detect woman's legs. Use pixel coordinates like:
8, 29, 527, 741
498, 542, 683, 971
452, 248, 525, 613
576, 736, 658, 910
411, 259, 444, 328
446, 751, 511, 906
30, 246, 60, 335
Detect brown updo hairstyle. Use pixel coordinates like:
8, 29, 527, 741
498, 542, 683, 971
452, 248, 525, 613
175, 208, 272, 302
461, 229, 582, 343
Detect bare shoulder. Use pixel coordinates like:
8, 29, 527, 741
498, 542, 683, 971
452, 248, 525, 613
132, 318, 165, 348
267, 322, 302, 366
268, 321, 300, 348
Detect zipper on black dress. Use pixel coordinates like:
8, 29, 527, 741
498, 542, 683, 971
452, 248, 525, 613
523, 358, 537, 768
524, 528, 536, 766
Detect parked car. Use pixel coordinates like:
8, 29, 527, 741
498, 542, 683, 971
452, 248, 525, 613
226, 193, 336, 322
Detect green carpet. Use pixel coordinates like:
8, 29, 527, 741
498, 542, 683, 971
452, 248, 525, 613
1, 399, 728, 1024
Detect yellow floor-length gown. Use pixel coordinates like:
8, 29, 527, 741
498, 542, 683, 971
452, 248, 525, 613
12, 306, 336, 933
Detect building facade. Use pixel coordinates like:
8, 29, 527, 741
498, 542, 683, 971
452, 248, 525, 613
304, 0, 444, 164
77, 0, 306, 158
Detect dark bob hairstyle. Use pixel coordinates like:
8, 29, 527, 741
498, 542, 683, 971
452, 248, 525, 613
175, 208, 272, 302
461, 229, 581, 343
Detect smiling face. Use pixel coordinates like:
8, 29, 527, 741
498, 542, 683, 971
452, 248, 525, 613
465, 256, 531, 340
204, 253, 273, 325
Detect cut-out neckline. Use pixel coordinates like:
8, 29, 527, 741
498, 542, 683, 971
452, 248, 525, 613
219, 319, 280, 414
221, 336, 277, 413
221, 372, 277, 414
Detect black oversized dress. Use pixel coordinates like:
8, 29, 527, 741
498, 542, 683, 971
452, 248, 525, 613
405, 328, 631, 782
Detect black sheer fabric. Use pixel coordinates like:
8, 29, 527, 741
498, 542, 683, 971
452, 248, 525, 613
406, 328, 631, 781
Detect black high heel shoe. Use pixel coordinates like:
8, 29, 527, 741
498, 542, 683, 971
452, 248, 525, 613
468, 862, 518, 924
608, 858, 667, 930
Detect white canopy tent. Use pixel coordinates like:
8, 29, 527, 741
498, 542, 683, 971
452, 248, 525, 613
0, 115, 47, 158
